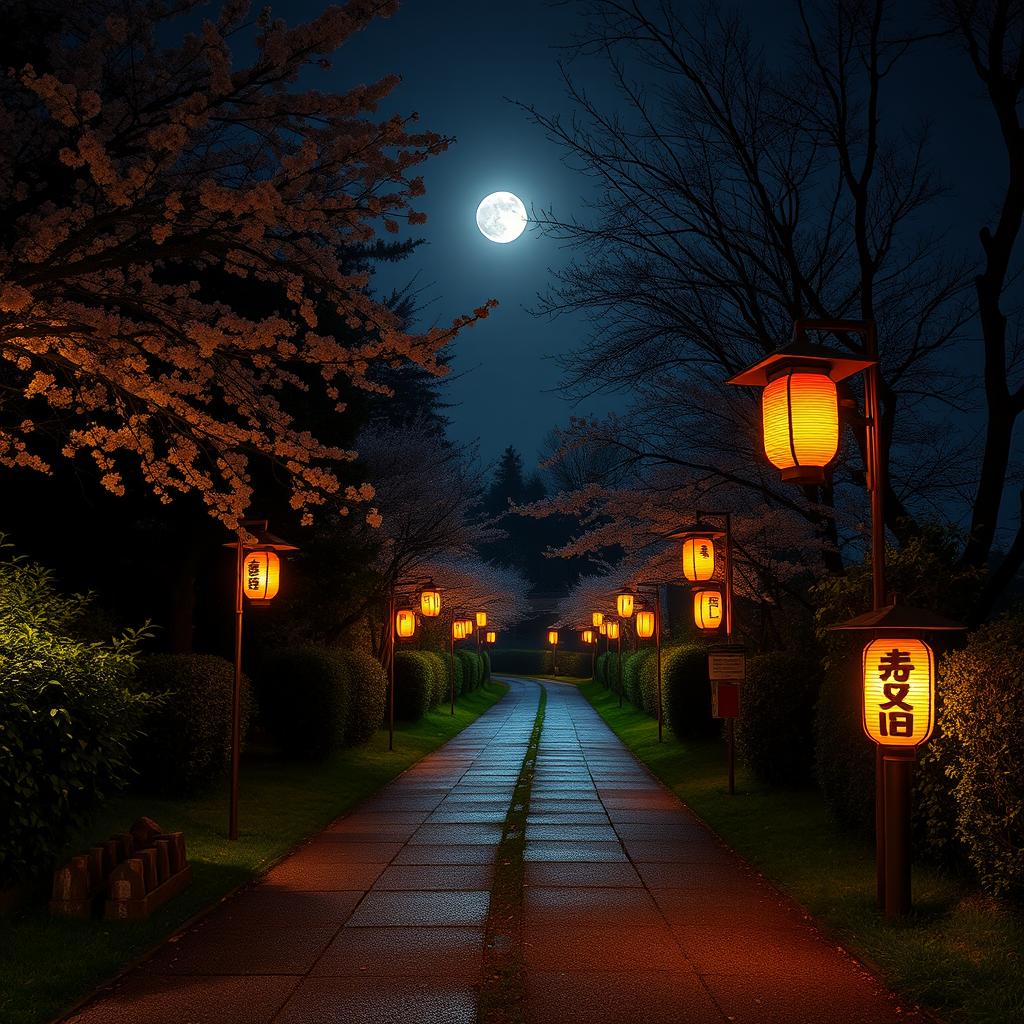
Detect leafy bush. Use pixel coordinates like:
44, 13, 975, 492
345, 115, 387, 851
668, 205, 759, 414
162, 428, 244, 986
623, 649, 654, 709
422, 651, 449, 706
457, 650, 481, 692
451, 652, 464, 696
0, 548, 150, 888
254, 646, 347, 759
638, 651, 662, 718
736, 652, 820, 786
488, 648, 593, 677
134, 654, 251, 793
664, 644, 715, 739
393, 651, 433, 721
336, 649, 386, 745
595, 651, 613, 687
482, 650, 491, 682
934, 616, 1024, 900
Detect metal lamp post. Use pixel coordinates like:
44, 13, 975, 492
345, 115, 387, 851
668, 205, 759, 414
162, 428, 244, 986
727, 317, 900, 910
223, 520, 298, 841
633, 586, 664, 741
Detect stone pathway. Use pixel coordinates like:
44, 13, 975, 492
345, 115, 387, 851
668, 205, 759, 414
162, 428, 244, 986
65, 678, 924, 1024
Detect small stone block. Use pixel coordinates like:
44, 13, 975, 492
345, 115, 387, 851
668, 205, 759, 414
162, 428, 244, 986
108, 858, 146, 901
157, 832, 187, 874
138, 848, 158, 892
131, 816, 164, 849
154, 840, 171, 884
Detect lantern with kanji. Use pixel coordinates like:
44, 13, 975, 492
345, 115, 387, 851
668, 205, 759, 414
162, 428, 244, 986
420, 588, 441, 618
485, 630, 497, 644
681, 536, 716, 582
605, 620, 620, 640
598, 622, 608, 636
395, 608, 416, 639
463, 616, 474, 634
243, 551, 280, 604
476, 611, 488, 628
582, 628, 595, 644
693, 589, 723, 631
547, 629, 559, 646
453, 619, 467, 640
616, 593, 634, 618
636, 610, 655, 639
862, 638, 934, 748
592, 611, 604, 627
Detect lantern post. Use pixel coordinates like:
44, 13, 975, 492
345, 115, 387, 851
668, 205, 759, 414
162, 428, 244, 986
727, 319, 895, 908
383, 582, 430, 753
633, 584, 664, 742
223, 520, 297, 841
605, 620, 622, 706
546, 629, 559, 677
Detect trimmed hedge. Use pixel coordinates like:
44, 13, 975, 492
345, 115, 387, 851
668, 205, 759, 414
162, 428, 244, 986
933, 616, 1024, 900
664, 644, 715, 739
457, 650, 483, 692
735, 651, 819, 786
135, 654, 249, 794
623, 649, 654, 708
393, 651, 433, 721
335, 649, 387, 745
422, 651, 449, 706
255, 646, 348, 759
638, 650, 661, 717
488, 648, 593, 677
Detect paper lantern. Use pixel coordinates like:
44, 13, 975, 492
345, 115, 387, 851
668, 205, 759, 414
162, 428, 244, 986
453, 619, 466, 640
582, 628, 595, 644
463, 617, 474, 634
476, 611, 488, 628
616, 593, 634, 618
762, 369, 839, 484
420, 589, 441, 618
862, 638, 934, 747
605, 620, 620, 640
598, 622, 607, 636
636, 610, 655, 639
485, 630, 497, 644
395, 608, 416, 639
693, 589, 723, 631
681, 536, 715, 582
547, 629, 559, 646
592, 611, 604, 627
243, 551, 279, 603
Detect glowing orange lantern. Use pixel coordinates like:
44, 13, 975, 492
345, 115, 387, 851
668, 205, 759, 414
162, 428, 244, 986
598, 622, 608, 636
395, 608, 416, 639
243, 551, 279, 603
476, 611, 488, 628
463, 617, 474, 634
582, 628, 595, 644
862, 638, 934, 748
761, 369, 839, 484
681, 536, 715, 582
605, 620, 620, 640
616, 593, 634, 618
592, 611, 604, 627
693, 590, 723, 631
485, 630, 497, 644
636, 610, 655, 639
547, 629, 559, 646
420, 589, 441, 617
453, 619, 466, 640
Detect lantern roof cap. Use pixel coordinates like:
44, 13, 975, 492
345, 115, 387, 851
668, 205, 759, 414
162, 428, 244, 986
726, 341, 876, 388
668, 521, 726, 541
828, 603, 965, 633
224, 522, 299, 551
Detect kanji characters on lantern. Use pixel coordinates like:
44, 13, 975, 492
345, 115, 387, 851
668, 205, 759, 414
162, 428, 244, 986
693, 589, 723, 631
243, 551, 279, 603
862, 638, 934, 747
395, 608, 416, 639
681, 536, 715, 582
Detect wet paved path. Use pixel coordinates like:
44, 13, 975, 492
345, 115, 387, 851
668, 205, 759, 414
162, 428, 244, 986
66, 678, 922, 1024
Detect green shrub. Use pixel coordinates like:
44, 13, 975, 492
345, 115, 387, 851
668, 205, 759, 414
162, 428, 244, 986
736, 652, 820, 786
934, 616, 1024, 900
393, 651, 433, 721
482, 650, 491, 682
664, 644, 715, 739
623, 649, 654, 709
336, 649, 386, 745
0, 549, 150, 887
595, 651, 612, 687
422, 651, 449, 705
134, 654, 251, 794
254, 646, 348, 759
456, 650, 480, 692
488, 648, 592, 677
638, 651, 661, 717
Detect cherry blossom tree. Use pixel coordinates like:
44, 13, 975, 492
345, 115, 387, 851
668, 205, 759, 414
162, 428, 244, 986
0, 0, 493, 528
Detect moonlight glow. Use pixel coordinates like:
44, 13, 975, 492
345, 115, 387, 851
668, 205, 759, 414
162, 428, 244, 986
476, 191, 527, 243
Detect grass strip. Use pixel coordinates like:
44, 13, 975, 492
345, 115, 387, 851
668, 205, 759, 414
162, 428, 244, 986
0, 683, 508, 1024
477, 682, 547, 1024
575, 678, 1024, 1024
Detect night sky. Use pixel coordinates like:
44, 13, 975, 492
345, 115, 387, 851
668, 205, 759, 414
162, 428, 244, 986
297, 0, 998, 473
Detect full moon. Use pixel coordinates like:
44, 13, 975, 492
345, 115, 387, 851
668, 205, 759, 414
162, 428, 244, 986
476, 191, 527, 243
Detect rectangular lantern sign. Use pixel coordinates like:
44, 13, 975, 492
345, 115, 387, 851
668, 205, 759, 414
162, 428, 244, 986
861, 638, 934, 748
708, 652, 746, 682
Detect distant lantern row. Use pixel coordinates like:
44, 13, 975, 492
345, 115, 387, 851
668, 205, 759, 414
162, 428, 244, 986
390, 588, 497, 644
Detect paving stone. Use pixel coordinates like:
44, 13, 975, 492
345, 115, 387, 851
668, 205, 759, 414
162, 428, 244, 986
372, 864, 494, 891
392, 844, 498, 865
525, 861, 643, 888
525, 886, 663, 927
260, 860, 386, 892
345, 889, 490, 927
524, 840, 628, 862
526, 823, 619, 842
311, 926, 484, 977
276, 977, 477, 1024
524, 926, 691, 973
408, 823, 504, 845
